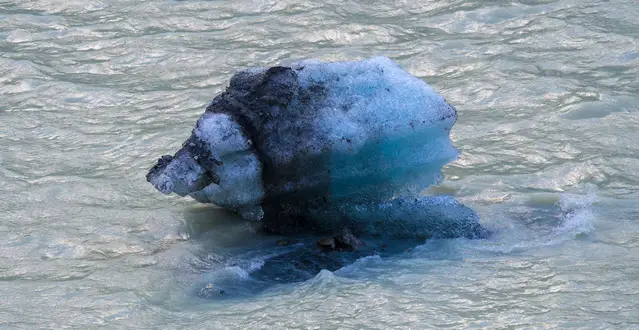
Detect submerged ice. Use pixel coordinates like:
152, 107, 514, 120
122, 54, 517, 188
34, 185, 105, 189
147, 57, 484, 238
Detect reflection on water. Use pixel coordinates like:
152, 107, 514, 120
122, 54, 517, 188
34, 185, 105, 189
183, 205, 427, 299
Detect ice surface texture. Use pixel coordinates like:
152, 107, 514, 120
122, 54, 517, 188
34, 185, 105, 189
147, 57, 484, 238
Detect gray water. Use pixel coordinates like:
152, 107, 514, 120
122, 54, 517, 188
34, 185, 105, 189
1, 0, 639, 328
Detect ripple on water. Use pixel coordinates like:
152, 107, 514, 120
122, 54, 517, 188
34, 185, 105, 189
1, 0, 639, 328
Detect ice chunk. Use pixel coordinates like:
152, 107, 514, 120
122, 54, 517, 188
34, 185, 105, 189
147, 113, 265, 219
307, 196, 486, 239
147, 57, 482, 238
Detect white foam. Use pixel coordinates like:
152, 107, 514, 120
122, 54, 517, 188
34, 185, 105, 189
335, 255, 383, 276
553, 186, 596, 236
220, 266, 250, 281
471, 187, 597, 254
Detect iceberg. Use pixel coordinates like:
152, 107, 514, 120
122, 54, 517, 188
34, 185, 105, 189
147, 57, 485, 238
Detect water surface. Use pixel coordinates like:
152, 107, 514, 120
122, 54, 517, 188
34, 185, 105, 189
1, 0, 638, 328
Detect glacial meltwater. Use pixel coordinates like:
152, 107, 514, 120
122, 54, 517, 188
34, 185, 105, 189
1, 0, 638, 328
